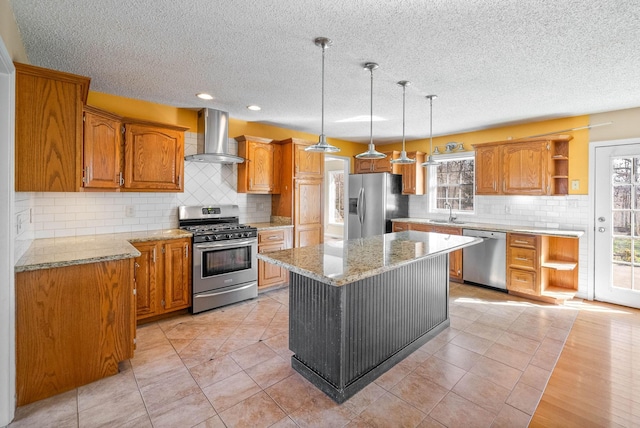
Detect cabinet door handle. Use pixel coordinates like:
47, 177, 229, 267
514, 240, 529, 244
185, 244, 189, 259
515, 257, 529, 261
152, 248, 156, 263
119, 172, 124, 186
267, 236, 280, 240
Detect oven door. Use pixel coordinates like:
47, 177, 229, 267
193, 238, 258, 293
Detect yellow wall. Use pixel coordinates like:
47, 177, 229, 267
87, 90, 364, 170
87, 91, 198, 130
88, 89, 603, 195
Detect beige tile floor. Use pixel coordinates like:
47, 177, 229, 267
8, 282, 579, 428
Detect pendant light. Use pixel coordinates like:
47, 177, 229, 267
306, 37, 340, 153
391, 81, 415, 164
356, 63, 386, 159
421, 95, 439, 167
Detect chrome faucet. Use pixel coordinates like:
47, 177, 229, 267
444, 202, 456, 223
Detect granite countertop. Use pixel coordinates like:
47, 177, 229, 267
257, 231, 481, 287
251, 222, 294, 231
392, 218, 584, 238
15, 229, 192, 272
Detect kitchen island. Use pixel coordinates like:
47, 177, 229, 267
257, 231, 480, 403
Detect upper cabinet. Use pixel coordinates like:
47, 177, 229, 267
15, 62, 90, 192
272, 138, 324, 247
236, 135, 282, 194
123, 120, 187, 192
401, 151, 426, 195
473, 135, 572, 196
82, 106, 122, 189
15, 62, 187, 193
294, 142, 323, 178
354, 151, 401, 174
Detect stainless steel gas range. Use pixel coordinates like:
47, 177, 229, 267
178, 205, 258, 314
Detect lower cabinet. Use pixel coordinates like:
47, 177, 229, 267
133, 237, 191, 321
507, 232, 578, 303
16, 259, 135, 405
258, 227, 293, 290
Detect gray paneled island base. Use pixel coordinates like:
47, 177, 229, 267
257, 231, 481, 403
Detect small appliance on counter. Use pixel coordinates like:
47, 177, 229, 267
179, 205, 258, 313
348, 173, 408, 238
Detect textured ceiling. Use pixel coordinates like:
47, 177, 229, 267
9, 0, 640, 143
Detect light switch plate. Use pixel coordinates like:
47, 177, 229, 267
571, 180, 580, 190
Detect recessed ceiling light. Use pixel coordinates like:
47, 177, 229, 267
196, 93, 213, 100
247, 105, 261, 111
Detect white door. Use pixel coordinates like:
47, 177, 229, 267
594, 142, 640, 308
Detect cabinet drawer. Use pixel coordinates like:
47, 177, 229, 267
430, 226, 462, 235
392, 222, 410, 232
508, 268, 537, 294
508, 247, 537, 270
258, 242, 285, 253
258, 229, 286, 244
508, 233, 538, 248
409, 223, 432, 232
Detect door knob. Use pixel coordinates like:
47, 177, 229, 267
598, 227, 606, 232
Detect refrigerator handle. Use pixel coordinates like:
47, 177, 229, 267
357, 188, 364, 224
360, 188, 366, 224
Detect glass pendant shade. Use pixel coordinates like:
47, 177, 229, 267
421, 94, 439, 167
356, 63, 386, 160
391, 81, 415, 165
305, 37, 340, 153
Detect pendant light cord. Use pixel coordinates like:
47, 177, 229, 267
320, 42, 326, 139
402, 84, 406, 148
369, 66, 374, 147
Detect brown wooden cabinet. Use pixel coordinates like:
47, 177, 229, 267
473, 135, 572, 196
16, 259, 135, 405
354, 151, 401, 174
507, 233, 541, 296
82, 106, 122, 189
401, 151, 426, 195
294, 178, 323, 247
258, 227, 293, 290
507, 232, 579, 304
236, 135, 282, 194
123, 120, 187, 192
294, 143, 324, 178
392, 221, 410, 232
14, 62, 90, 192
474, 145, 501, 195
133, 237, 191, 321
272, 138, 324, 247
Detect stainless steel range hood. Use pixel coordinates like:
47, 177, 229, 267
185, 108, 244, 164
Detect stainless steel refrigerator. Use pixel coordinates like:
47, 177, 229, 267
348, 173, 408, 238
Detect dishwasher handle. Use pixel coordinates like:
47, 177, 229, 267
462, 229, 506, 240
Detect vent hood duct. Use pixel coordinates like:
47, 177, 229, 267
185, 108, 244, 164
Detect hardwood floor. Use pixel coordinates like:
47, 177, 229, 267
531, 300, 640, 427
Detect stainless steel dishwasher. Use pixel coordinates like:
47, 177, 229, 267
462, 229, 507, 290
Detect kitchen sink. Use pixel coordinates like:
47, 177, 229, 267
428, 219, 466, 225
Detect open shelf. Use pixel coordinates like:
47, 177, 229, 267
541, 285, 578, 301
542, 260, 577, 271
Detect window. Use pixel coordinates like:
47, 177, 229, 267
428, 153, 475, 212
328, 170, 344, 224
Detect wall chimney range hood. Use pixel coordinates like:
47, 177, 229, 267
185, 108, 244, 164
